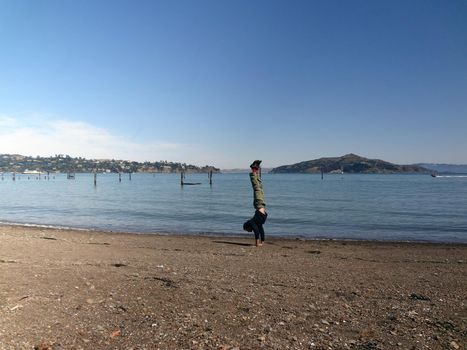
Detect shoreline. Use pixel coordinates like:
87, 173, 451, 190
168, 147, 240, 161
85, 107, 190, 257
1, 224, 466, 349
1, 222, 466, 246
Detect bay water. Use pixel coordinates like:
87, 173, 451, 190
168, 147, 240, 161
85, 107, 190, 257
1, 172, 466, 243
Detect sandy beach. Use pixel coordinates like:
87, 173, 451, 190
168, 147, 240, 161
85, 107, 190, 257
0, 225, 465, 350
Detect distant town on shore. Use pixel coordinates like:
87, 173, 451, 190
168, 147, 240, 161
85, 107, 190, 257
1, 153, 466, 175
0, 154, 219, 174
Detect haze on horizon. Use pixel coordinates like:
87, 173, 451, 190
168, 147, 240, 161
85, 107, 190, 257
1, 1, 466, 169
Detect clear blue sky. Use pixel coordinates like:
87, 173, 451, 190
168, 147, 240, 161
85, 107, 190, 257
1, 0, 466, 168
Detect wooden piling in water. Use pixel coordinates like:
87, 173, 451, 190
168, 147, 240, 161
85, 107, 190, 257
94, 172, 97, 186
180, 171, 202, 186
119, 172, 122, 182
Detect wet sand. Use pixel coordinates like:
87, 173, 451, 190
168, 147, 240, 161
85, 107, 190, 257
0, 225, 466, 349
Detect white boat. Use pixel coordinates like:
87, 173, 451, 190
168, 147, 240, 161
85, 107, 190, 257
23, 169, 45, 175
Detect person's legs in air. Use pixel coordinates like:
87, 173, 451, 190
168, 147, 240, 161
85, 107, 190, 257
249, 160, 266, 214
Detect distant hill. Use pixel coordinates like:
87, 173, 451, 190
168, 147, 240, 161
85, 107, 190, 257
414, 163, 467, 174
270, 154, 430, 174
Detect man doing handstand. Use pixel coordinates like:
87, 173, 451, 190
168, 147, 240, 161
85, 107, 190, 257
243, 160, 268, 247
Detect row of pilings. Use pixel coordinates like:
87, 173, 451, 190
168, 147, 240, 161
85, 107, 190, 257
1, 171, 214, 187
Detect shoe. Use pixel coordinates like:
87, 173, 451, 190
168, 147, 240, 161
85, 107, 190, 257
250, 160, 262, 169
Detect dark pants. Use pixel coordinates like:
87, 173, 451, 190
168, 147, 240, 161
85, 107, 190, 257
247, 210, 267, 241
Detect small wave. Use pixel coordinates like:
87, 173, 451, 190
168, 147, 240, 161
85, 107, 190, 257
435, 175, 467, 178
0, 221, 93, 232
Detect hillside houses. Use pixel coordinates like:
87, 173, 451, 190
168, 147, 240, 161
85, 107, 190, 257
0, 154, 219, 174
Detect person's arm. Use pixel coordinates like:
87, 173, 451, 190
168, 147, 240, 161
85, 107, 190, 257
250, 220, 260, 235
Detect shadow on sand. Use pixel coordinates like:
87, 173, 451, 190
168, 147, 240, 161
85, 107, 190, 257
212, 240, 253, 247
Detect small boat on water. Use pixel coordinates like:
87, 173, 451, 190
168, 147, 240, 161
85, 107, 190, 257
431, 172, 438, 178
23, 169, 45, 175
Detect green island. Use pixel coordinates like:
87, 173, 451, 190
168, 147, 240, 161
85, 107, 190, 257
270, 154, 430, 174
